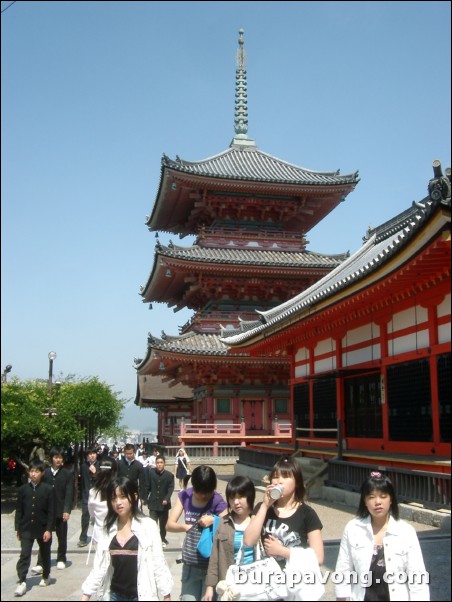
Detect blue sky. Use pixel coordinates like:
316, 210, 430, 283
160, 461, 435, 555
1, 1, 450, 431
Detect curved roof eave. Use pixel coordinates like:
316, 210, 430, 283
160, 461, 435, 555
161, 147, 360, 186
156, 243, 349, 266
138, 243, 349, 302
146, 148, 359, 230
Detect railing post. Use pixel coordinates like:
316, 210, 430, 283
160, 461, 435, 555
240, 417, 246, 437
274, 415, 279, 444
239, 417, 246, 446
213, 441, 219, 456
337, 418, 343, 460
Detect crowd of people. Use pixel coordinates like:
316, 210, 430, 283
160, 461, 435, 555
11, 442, 430, 601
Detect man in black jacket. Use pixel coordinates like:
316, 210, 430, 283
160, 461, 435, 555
77, 446, 99, 547
117, 443, 146, 503
14, 460, 55, 596
32, 446, 73, 573
144, 455, 174, 546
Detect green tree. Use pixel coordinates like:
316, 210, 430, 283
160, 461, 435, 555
1, 376, 125, 463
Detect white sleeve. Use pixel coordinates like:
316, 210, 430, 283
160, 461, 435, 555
334, 521, 354, 600
87, 489, 96, 519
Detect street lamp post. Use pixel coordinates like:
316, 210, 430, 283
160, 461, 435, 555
1, 364, 12, 383
48, 351, 57, 395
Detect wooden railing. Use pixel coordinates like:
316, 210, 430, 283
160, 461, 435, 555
162, 445, 241, 461
180, 422, 245, 436
238, 449, 451, 509
327, 459, 451, 510
161, 420, 292, 440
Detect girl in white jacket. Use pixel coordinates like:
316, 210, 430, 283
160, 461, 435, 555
335, 472, 429, 601
81, 477, 172, 601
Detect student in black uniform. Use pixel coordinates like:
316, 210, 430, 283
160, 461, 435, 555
14, 460, 55, 597
32, 446, 73, 574
144, 455, 174, 547
117, 443, 146, 504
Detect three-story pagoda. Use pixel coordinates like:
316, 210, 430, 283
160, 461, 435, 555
134, 30, 359, 446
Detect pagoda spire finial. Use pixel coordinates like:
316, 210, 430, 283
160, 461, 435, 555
231, 28, 255, 147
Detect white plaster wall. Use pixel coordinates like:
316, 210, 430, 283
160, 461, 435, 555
438, 323, 451, 344
343, 344, 381, 366
315, 338, 335, 355
295, 363, 309, 378
437, 293, 451, 318
390, 329, 430, 355
295, 346, 309, 378
295, 347, 309, 363
387, 306, 428, 333
315, 356, 336, 372
343, 323, 380, 345
437, 294, 451, 343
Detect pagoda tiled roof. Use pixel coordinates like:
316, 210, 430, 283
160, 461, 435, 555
140, 328, 290, 364
154, 242, 349, 268
163, 146, 359, 186
147, 331, 232, 356
221, 195, 450, 345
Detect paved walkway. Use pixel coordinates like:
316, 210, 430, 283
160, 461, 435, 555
1, 477, 450, 601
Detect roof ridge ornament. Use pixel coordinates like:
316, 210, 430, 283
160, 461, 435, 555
428, 159, 451, 202
231, 29, 256, 148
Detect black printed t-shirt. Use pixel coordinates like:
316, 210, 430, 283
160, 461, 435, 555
109, 534, 139, 599
252, 502, 323, 567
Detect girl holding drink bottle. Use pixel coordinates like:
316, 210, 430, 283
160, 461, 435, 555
244, 455, 324, 568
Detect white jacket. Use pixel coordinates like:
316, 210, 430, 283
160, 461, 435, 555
334, 515, 430, 601
81, 515, 173, 601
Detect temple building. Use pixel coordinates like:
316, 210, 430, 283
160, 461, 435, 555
134, 30, 359, 446
222, 161, 451, 479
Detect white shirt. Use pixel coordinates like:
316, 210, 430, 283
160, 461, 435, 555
87, 488, 107, 543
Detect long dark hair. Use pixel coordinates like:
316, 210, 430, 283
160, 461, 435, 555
93, 458, 117, 501
357, 472, 399, 520
269, 455, 306, 503
105, 477, 144, 531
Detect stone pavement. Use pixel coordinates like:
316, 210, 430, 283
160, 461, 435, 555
1, 476, 450, 601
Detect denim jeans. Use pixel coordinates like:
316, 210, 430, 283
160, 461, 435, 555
181, 563, 208, 601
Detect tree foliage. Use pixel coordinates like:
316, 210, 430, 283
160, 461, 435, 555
1, 376, 125, 461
